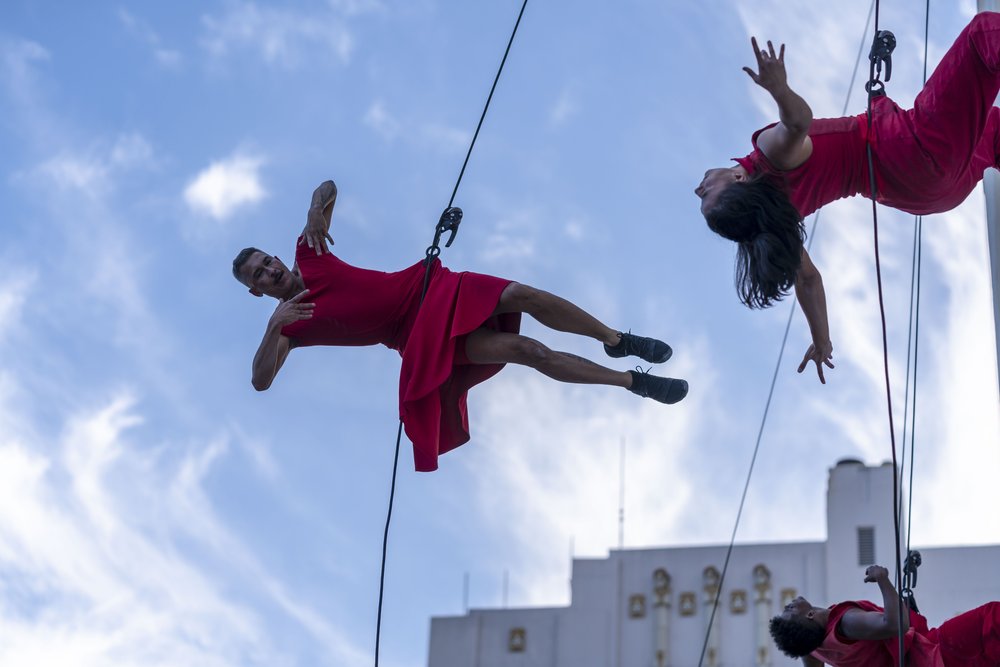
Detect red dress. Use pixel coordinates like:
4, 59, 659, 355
281, 241, 520, 472
812, 600, 1000, 666
811, 601, 938, 666
736, 12, 1000, 219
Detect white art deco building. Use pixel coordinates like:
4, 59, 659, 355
427, 459, 1000, 666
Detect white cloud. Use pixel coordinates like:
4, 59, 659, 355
458, 336, 714, 605
328, 0, 387, 15
363, 101, 401, 142
419, 123, 471, 153
549, 86, 580, 126
201, 2, 354, 69
0, 391, 369, 667
184, 153, 267, 221
118, 9, 182, 69
0, 275, 33, 343
362, 99, 469, 154
0, 36, 49, 83
32, 133, 155, 197
478, 209, 538, 264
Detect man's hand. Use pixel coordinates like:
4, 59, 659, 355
797, 340, 835, 383
269, 289, 314, 327
864, 565, 890, 584
301, 207, 334, 255
743, 38, 789, 95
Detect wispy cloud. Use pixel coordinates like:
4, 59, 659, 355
0, 35, 49, 85
0, 391, 369, 667
363, 99, 470, 153
184, 153, 267, 221
363, 101, 401, 142
456, 334, 713, 605
0, 273, 36, 345
549, 85, 580, 126
30, 132, 155, 198
478, 209, 539, 264
201, 2, 354, 69
118, 9, 183, 69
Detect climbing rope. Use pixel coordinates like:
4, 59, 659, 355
374, 2, 530, 665
861, 3, 912, 663
695, 4, 877, 665
899, 0, 931, 618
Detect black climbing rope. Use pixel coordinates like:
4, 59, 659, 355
899, 0, 931, 623
862, 5, 910, 664
695, 4, 877, 665
374, 2, 530, 665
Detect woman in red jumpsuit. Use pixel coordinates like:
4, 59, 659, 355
696, 13, 1000, 383
234, 180, 687, 472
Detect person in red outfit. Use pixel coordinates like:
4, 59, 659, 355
233, 179, 687, 471
697, 13, 1000, 383
770, 565, 1000, 666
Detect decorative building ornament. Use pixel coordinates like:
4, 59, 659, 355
653, 567, 672, 602
508, 627, 526, 653
702, 565, 722, 593
730, 589, 748, 614
629, 593, 647, 618
753, 564, 772, 593
679, 592, 697, 616
780, 588, 798, 608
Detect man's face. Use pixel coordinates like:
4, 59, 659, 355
780, 596, 819, 623
238, 251, 294, 299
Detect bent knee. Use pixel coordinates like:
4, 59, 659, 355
499, 282, 548, 312
509, 336, 551, 366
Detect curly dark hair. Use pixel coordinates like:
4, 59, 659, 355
769, 614, 826, 658
232, 246, 262, 283
704, 177, 806, 309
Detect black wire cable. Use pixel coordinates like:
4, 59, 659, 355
694, 4, 876, 665
900, 0, 930, 598
861, 2, 910, 663
374, 2, 530, 665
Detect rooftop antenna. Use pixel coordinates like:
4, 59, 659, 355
618, 437, 626, 549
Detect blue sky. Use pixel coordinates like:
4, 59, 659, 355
1, 1, 998, 665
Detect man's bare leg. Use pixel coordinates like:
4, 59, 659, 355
491, 283, 672, 364
492, 283, 621, 346
465, 329, 629, 386
464, 329, 688, 404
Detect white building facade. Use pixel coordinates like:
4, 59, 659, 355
427, 459, 1000, 666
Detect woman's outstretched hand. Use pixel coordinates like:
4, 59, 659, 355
743, 37, 788, 94
798, 340, 835, 384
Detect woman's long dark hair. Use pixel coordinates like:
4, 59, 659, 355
704, 176, 805, 309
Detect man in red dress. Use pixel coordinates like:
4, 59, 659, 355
233, 180, 687, 471
770, 565, 1000, 666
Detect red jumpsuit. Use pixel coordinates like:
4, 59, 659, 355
810, 600, 1000, 666
281, 241, 519, 472
735, 12, 1000, 219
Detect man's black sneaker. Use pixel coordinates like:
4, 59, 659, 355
628, 368, 688, 405
605, 331, 673, 364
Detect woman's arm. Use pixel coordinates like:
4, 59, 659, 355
301, 179, 338, 255
838, 566, 910, 641
795, 248, 835, 383
743, 38, 814, 170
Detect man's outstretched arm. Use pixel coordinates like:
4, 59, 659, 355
251, 289, 313, 390
839, 565, 910, 641
301, 180, 338, 255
